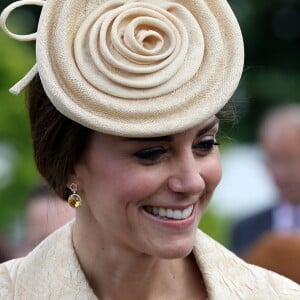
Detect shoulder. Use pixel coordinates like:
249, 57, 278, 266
0, 221, 96, 299
233, 206, 274, 229
193, 229, 300, 299
0, 223, 72, 299
0, 258, 23, 298
0, 256, 35, 298
230, 206, 276, 253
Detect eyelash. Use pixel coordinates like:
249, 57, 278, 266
133, 139, 219, 163
193, 140, 219, 153
134, 147, 166, 163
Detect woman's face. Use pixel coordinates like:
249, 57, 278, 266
73, 116, 222, 259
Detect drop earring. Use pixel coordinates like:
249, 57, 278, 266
68, 183, 82, 208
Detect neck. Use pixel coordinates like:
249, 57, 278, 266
72, 218, 206, 300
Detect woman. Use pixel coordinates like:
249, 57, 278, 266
0, 0, 299, 299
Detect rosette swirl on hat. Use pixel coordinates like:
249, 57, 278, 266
1, 0, 244, 137
74, 1, 200, 98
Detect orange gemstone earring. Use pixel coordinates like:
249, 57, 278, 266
68, 183, 82, 208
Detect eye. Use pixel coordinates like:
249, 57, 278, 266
193, 139, 219, 154
133, 147, 167, 164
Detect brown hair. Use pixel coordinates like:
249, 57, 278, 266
27, 75, 92, 200
26, 75, 237, 200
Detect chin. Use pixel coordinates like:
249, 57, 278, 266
153, 236, 195, 259
157, 246, 194, 260
160, 248, 193, 260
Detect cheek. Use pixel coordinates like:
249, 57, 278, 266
97, 161, 164, 203
203, 155, 222, 191
116, 167, 164, 201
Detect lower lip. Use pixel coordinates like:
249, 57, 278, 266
142, 206, 196, 230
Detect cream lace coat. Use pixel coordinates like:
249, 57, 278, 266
0, 222, 299, 299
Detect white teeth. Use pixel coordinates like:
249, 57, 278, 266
166, 209, 173, 218
159, 207, 166, 217
146, 205, 193, 220
174, 210, 181, 219
182, 208, 191, 219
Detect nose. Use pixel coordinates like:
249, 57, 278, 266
167, 152, 205, 195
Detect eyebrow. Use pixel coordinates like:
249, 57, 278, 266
195, 116, 219, 138
124, 117, 219, 143
124, 135, 173, 143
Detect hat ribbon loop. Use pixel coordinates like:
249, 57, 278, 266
0, 0, 45, 95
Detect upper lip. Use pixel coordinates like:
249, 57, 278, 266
143, 203, 195, 210
142, 193, 204, 210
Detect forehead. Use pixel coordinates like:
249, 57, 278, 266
262, 120, 299, 142
262, 126, 300, 158
261, 112, 300, 136
124, 116, 219, 141
91, 116, 219, 144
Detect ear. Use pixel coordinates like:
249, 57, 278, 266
66, 164, 83, 192
66, 175, 78, 191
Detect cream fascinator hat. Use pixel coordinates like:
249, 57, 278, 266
0, 0, 244, 137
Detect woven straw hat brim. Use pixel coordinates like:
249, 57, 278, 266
2, 0, 244, 137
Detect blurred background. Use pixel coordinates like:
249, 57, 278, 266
0, 0, 300, 258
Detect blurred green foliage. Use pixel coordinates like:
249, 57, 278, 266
0, 14, 39, 232
199, 208, 232, 247
0, 1, 300, 245
228, 0, 300, 141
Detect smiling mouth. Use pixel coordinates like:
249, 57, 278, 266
144, 205, 193, 220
